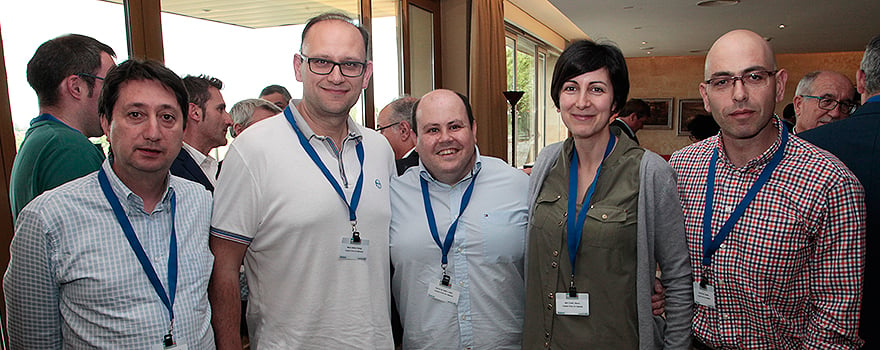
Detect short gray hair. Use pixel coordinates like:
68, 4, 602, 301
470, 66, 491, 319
230, 98, 282, 137
794, 71, 823, 96
861, 34, 880, 96
385, 96, 418, 125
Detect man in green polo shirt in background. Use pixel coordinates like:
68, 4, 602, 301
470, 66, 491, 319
9, 34, 116, 220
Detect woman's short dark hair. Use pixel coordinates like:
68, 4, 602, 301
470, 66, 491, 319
550, 39, 629, 115
99, 59, 189, 129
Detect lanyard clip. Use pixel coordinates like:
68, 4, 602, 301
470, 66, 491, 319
700, 267, 710, 288
163, 333, 175, 347
440, 264, 450, 286
568, 275, 577, 297
163, 318, 175, 347
350, 221, 361, 243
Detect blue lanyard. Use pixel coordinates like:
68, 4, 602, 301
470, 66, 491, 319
701, 126, 788, 275
97, 168, 177, 330
32, 113, 78, 132
420, 172, 478, 272
867, 95, 880, 104
566, 132, 615, 294
284, 106, 365, 237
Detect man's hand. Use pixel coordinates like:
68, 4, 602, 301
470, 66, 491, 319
651, 277, 667, 316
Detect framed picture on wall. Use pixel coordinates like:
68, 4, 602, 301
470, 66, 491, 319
642, 98, 673, 129
677, 98, 706, 136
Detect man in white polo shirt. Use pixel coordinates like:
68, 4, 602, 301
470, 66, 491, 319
208, 12, 395, 349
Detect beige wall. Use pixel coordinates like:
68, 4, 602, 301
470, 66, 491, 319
627, 51, 863, 155
440, 0, 469, 94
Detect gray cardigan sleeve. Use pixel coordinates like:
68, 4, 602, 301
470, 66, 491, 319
637, 151, 693, 350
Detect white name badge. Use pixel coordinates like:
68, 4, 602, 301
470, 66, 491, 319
555, 293, 590, 316
694, 282, 716, 308
427, 280, 460, 304
152, 343, 188, 350
339, 237, 369, 260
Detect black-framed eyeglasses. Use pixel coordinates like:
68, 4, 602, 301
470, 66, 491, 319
376, 121, 400, 132
299, 54, 366, 77
799, 95, 859, 115
704, 70, 777, 92
76, 73, 105, 81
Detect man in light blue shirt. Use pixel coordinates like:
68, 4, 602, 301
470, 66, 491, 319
4, 59, 214, 349
390, 89, 529, 349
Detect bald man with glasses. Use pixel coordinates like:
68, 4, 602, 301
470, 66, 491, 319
670, 29, 865, 349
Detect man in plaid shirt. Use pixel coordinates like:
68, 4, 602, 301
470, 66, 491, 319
670, 29, 866, 349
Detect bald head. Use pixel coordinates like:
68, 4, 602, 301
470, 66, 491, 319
699, 29, 788, 154
705, 30, 777, 80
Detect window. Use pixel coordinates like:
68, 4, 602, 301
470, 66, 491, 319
505, 29, 560, 167
157, 0, 402, 157
0, 0, 128, 149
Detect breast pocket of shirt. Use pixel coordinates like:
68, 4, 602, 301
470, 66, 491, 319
481, 210, 527, 264
583, 205, 635, 249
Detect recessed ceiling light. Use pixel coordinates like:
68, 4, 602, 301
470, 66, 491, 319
778, 24, 786, 29
696, 0, 740, 7
646, 51, 652, 55
640, 46, 655, 50
641, 41, 648, 45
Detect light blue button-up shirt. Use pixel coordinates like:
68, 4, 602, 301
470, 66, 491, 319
390, 149, 529, 350
4, 159, 215, 349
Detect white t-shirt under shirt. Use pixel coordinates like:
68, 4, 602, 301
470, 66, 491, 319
211, 108, 396, 349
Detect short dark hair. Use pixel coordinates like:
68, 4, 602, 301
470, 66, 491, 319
687, 114, 720, 141
618, 98, 650, 119
550, 39, 629, 115
301, 12, 370, 58
27, 34, 116, 108
782, 102, 796, 123
99, 59, 189, 129
182, 75, 223, 114
259, 84, 292, 100
411, 91, 474, 135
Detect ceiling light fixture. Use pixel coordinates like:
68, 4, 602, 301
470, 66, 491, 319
642, 41, 648, 45
640, 46, 655, 50
778, 24, 786, 29
696, 0, 740, 7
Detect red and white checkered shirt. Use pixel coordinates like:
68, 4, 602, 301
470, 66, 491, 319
670, 119, 866, 349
